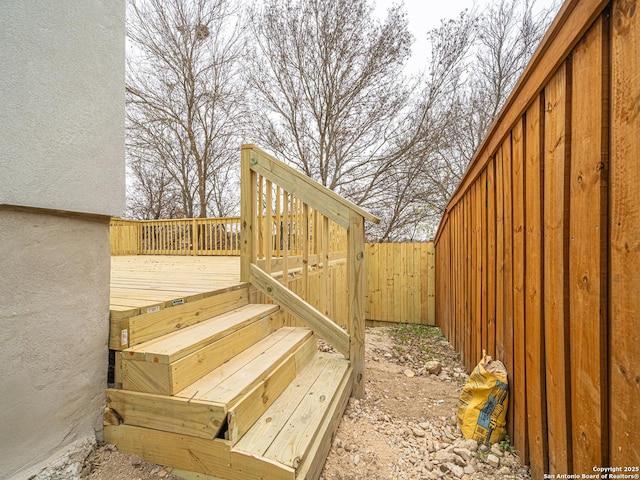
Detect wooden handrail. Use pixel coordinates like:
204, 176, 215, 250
250, 265, 350, 356
240, 144, 379, 398
242, 144, 379, 228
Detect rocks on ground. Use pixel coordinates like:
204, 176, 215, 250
320, 326, 530, 480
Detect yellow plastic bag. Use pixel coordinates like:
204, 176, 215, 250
457, 351, 509, 445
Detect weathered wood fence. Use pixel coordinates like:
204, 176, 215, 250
433, 0, 638, 476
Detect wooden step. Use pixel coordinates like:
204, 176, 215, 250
232, 352, 352, 478
110, 284, 249, 350
175, 327, 316, 407
108, 327, 316, 440
121, 304, 282, 395
226, 330, 317, 444
105, 351, 352, 480
104, 425, 294, 480
105, 388, 227, 439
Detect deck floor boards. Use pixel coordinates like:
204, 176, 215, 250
110, 255, 242, 318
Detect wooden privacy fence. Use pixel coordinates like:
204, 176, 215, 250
433, 0, 639, 477
366, 242, 435, 325
261, 242, 437, 327
110, 218, 140, 255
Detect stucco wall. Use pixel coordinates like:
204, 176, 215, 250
0, 210, 111, 479
0, 0, 125, 477
0, 1, 125, 216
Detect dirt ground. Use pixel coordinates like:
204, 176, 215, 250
82, 325, 530, 480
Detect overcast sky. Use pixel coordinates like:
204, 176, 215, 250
374, 0, 561, 74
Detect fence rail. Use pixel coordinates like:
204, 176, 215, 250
433, 0, 639, 476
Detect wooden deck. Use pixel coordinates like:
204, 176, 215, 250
106, 255, 352, 480
110, 255, 242, 319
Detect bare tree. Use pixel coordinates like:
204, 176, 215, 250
391, 10, 479, 240
402, 0, 560, 239
126, 154, 183, 219
126, 0, 246, 219
123, 0, 559, 241
247, 0, 421, 239
449, 0, 560, 166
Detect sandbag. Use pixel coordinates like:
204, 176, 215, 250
457, 351, 509, 445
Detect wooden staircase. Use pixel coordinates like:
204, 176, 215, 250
104, 284, 352, 480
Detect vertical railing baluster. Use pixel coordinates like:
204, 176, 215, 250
282, 189, 289, 286
266, 180, 273, 274
303, 203, 309, 301
257, 175, 264, 260
275, 186, 282, 257
322, 215, 329, 316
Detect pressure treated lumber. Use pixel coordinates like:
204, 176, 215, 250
295, 364, 353, 480
122, 309, 282, 395
105, 388, 227, 439
126, 287, 249, 348
249, 265, 349, 358
104, 424, 295, 480
175, 328, 315, 403
242, 144, 378, 229
226, 354, 298, 444
234, 354, 331, 455
124, 304, 280, 364
265, 358, 350, 468
110, 283, 249, 350
193, 330, 315, 406
233, 353, 351, 471
107, 352, 352, 480
347, 210, 365, 398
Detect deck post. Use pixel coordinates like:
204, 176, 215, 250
240, 145, 256, 283
192, 218, 198, 256
348, 211, 366, 398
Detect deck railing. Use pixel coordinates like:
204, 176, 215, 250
433, 0, 638, 476
240, 144, 379, 398
110, 217, 242, 255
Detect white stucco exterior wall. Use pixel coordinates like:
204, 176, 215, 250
0, 1, 125, 216
0, 1, 125, 478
